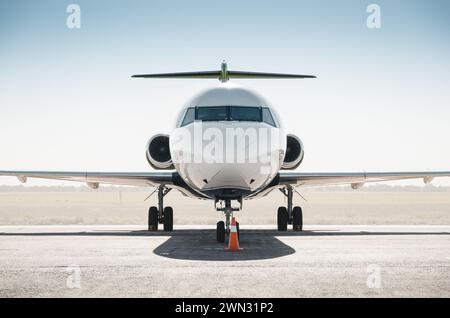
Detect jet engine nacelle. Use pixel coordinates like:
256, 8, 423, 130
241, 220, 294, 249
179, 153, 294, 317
146, 134, 174, 170
281, 134, 305, 170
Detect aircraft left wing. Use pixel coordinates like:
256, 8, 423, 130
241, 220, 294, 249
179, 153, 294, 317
0, 171, 174, 188
278, 171, 450, 188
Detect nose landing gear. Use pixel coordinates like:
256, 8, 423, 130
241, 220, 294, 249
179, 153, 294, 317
148, 185, 173, 232
215, 199, 241, 243
278, 185, 303, 231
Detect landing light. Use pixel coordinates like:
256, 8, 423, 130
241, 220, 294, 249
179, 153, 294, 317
87, 182, 99, 189
17, 175, 27, 183
423, 177, 434, 185
351, 183, 364, 190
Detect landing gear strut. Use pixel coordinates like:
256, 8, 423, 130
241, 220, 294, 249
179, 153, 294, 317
215, 199, 241, 243
278, 185, 303, 231
148, 185, 173, 232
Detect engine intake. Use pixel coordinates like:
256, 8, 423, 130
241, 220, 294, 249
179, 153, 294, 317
282, 134, 304, 170
146, 134, 173, 169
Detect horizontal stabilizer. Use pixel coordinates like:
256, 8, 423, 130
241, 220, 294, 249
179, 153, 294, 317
132, 71, 221, 79
132, 62, 316, 82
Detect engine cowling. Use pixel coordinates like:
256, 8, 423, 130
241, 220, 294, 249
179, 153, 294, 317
281, 134, 305, 170
146, 134, 174, 170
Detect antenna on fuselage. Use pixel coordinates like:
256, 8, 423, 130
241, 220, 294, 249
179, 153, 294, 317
131, 61, 316, 82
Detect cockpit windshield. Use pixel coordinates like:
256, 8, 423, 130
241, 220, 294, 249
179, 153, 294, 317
180, 106, 277, 127
196, 106, 228, 121
229, 106, 261, 122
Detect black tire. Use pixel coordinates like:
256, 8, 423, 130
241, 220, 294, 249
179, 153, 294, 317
292, 206, 303, 231
236, 221, 240, 240
163, 206, 173, 231
148, 206, 159, 231
217, 221, 225, 243
277, 207, 288, 231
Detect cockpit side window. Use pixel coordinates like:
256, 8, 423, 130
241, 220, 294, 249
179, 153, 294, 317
262, 108, 276, 127
181, 107, 196, 126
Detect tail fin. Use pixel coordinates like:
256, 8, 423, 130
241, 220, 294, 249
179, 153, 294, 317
132, 61, 316, 83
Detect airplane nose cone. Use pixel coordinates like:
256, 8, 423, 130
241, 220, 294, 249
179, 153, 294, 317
206, 166, 249, 189
179, 162, 276, 195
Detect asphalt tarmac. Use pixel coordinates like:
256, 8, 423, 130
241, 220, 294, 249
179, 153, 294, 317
0, 225, 449, 297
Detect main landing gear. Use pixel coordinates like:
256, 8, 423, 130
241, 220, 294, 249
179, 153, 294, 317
278, 185, 303, 231
148, 185, 173, 232
215, 199, 240, 243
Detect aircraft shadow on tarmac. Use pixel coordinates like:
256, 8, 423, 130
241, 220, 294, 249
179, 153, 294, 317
153, 230, 296, 261
1, 228, 450, 261
152, 229, 450, 261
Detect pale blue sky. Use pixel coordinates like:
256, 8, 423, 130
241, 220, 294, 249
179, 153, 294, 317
1, 0, 450, 185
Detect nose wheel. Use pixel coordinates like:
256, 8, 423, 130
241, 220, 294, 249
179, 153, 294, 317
147, 185, 173, 232
215, 199, 241, 243
216, 221, 225, 243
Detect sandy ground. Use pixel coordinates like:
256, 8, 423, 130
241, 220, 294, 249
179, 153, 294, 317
0, 224, 449, 297
1, 189, 450, 225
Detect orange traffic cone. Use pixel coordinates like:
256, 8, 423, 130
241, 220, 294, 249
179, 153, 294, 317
225, 217, 243, 251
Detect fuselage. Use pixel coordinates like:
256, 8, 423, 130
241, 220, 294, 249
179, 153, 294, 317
169, 84, 287, 200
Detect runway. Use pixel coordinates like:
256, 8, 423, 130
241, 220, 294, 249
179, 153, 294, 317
0, 225, 449, 297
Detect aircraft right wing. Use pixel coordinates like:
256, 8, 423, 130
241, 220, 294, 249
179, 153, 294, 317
0, 170, 210, 199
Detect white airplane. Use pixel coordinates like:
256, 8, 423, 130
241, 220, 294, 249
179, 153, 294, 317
1, 62, 450, 243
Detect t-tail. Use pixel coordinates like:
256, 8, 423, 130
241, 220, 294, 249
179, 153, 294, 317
132, 61, 316, 83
